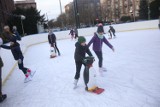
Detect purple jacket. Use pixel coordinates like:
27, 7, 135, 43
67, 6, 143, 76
88, 33, 113, 51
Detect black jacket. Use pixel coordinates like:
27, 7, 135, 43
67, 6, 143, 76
74, 42, 92, 62
1, 42, 23, 60
48, 34, 56, 44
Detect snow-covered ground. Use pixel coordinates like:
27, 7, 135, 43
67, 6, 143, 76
1, 29, 160, 107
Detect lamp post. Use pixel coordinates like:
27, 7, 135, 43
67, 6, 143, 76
59, 0, 64, 28
148, 0, 150, 20
73, 0, 80, 28
20, 15, 25, 36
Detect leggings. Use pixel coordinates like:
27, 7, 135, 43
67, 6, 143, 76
74, 61, 84, 79
18, 58, 28, 75
94, 51, 103, 67
55, 43, 60, 55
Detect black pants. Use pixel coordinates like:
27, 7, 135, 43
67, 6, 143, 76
109, 31, 116, 38
74, 61, 84, 80
0, 68, 2, 95
18, 58, 28, 75
94, 51, 103, 67
54, 43, 60, 55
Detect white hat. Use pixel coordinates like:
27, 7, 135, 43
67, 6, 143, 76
3, 25, 10, 30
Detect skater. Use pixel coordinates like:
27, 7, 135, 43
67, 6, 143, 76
48, 29, 61, 56
1, 25, 34, 83
74, 28, 78, 40
108, 26, 116, 39
88, 24, 114, 76
69, 29, 74, 40
0, 37, 7, 103
74, 36, 93, 88
12, 26, 21, 41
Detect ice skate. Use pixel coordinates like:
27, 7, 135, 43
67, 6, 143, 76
0, 94, 7, 103
101, 67, 107, 72
24, 75, 32, 83
99, 68, 104, 77
27, 69, 36, 78
73, 79, 78, 89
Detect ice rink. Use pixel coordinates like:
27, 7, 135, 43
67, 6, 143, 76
1, 29, 160, 107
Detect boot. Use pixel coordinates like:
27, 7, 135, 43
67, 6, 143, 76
99, 68, 104, 77
27, 69, 35, 77
24, 74, 32, 83
73, 79, 78, 89
101, 67, 107, 72
0, 94, 7, 103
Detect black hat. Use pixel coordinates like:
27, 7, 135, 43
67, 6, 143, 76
97, 25, 104, 33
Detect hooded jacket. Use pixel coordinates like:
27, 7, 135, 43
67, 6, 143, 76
1, 36, 23, 60
74, 42, 92, 62
88, 33, 113, 51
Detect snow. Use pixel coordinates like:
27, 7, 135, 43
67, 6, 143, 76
1, 29, 160, 107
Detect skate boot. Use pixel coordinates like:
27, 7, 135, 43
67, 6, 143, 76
101, 67, 107, 72
0, 94, 7, 103
24, 74, 32, 83
73, 79, 78, 89
27, 69, 36, 77
99, 68, 104, 77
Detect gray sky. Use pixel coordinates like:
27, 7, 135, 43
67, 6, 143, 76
15, 0, 73, 20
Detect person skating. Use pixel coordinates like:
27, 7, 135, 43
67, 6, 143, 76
88, 24, 114, 76
74, 28, 79, 40
12, 26, 21, 41
0, 37, 7, 103
74, 36, 93, 88
1, 26, 34, 83
108, 26, 116, 39
69, 29, 74, 40
48, 29, 61, 56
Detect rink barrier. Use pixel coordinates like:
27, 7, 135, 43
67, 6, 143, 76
2, 20, 159, 85
2, 41, 47, 85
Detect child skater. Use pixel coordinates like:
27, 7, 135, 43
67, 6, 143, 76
0, 37, 7, 103
69, 29, 74, 40
108, 26, 116, 39
48, 29, 61, 56
1, 26, 34, 83
74, 36, 93, 88
88, 23, 115, 76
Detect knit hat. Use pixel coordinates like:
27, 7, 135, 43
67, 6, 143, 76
97, 24, 104, 33
78, 36, 86, 43
3, 25, 10, 30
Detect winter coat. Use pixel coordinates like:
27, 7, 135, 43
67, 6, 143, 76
48, 33, 56, 45
109, 27, 115, 33
88, 33, 113, 51
74, 42, 92, 62
1, 31, 20, 43
69, 30, 74, 35
1, 41, 23, 60
12, 30, 21, 41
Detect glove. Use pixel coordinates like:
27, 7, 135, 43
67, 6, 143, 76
18, 59, 22, 64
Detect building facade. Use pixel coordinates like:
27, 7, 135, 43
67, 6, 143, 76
14, 0, 36, 9
65, 0, 101, 26
0, 0, 15, 32
100, 0, 140, 22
